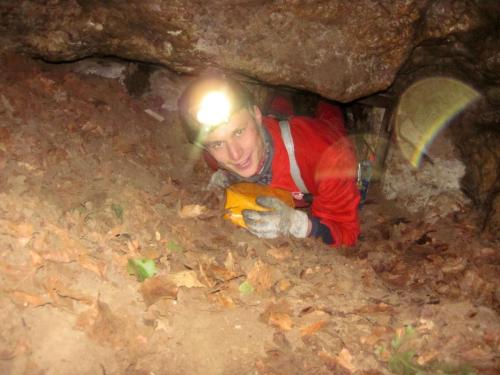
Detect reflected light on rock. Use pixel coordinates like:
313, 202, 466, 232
395, 77, 481, 168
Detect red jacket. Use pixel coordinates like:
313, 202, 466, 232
263, 102, 360, 246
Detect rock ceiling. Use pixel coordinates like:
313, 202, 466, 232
1, 0, 498, 102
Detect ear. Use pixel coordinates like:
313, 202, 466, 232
252, 105, 263, 124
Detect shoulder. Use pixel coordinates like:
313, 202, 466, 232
263, 115, 323, 139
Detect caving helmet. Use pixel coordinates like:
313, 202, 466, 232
177, 74, 255, 145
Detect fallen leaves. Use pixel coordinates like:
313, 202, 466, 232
178, 204, 207, 219
75, 299, 127, 348
208, 264, 238, 282
360, 325, 394, 347
8, 291, 51, 307
266, 246, 292, 261
260, 300, 293, 331
416, 350, 439, 365
42, 276, 94, 306
168, 270, 205, 288
140, 275, 178, 306
247, 260, 274, 292
441, 257, 467, 274
318, 348, 357, 374
300, 320, 328, 337
78, 254, 107, 279
268, 312, 293, 331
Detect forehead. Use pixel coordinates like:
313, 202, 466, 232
202, 108, 255, 143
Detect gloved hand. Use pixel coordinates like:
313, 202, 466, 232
204, 170, 230, 191
242, 196, 311, 239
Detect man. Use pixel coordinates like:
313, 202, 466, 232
178, 75, 360, 246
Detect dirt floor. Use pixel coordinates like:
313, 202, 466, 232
0, 54, 499, 375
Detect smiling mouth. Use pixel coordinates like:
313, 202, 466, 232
234, 156, 251, 170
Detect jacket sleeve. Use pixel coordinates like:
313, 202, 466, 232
310, 136, 361, 246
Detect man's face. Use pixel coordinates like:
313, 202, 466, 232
202, 106, 265, 178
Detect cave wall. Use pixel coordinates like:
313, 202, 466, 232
455, 99, 500, 235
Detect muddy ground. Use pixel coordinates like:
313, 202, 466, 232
0, 55, 499, 375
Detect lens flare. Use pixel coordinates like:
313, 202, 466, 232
395, 77, 481, 168
196, 91, 231, 128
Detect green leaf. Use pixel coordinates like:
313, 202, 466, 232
239, 280, 254, 295
128, 258, 156, 282
389, 351, 425, 375
166, 241, 183, 253
111, 203, 124, 220
404, 325, 415, 337
392, 325, 415, 350
391, 336, 402, 350
375, 344, 386, 357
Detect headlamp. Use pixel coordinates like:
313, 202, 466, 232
196, 90, 231, 130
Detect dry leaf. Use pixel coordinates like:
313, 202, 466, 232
78, 254, 107, 278
140, 276, 178, 306
168, 270, 205, 288
39, 249, 76, 263
141, 247, 162, 260
209, 264, 237, 282
268, 312, 293, 331
319, 348, 357, 373
318, 350, 337, 368
75, 300, 126, 348
266, 246, 292, 261
336, 348, 357, 373
360, 326, 393, 346
417, 350, 440, 365
42, 276, 93, 305
441, 257, 467, 274
178, 204, 207, 219
300, 320, 328, 336
247, 260, 273, 292
9, 291, 50, 307
224, 250, 236, 271
208, 293, 236, 309
261, 300, 293, 330
276, 278, 292, 292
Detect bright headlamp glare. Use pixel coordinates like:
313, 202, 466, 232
195, 90, 232, 131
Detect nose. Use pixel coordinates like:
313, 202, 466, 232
226, 140, 243, 161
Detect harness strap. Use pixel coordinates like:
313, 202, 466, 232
279, 120, 309, 194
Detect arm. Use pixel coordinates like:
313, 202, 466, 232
310, 137, 361, 246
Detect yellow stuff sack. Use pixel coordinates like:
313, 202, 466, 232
224, 182, 294, 228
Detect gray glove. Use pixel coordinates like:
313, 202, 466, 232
205, 170, 230, 191
242, 196, 310, 239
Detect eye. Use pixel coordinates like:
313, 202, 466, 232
208, 141, 223, 150
234, 128, 245, 137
